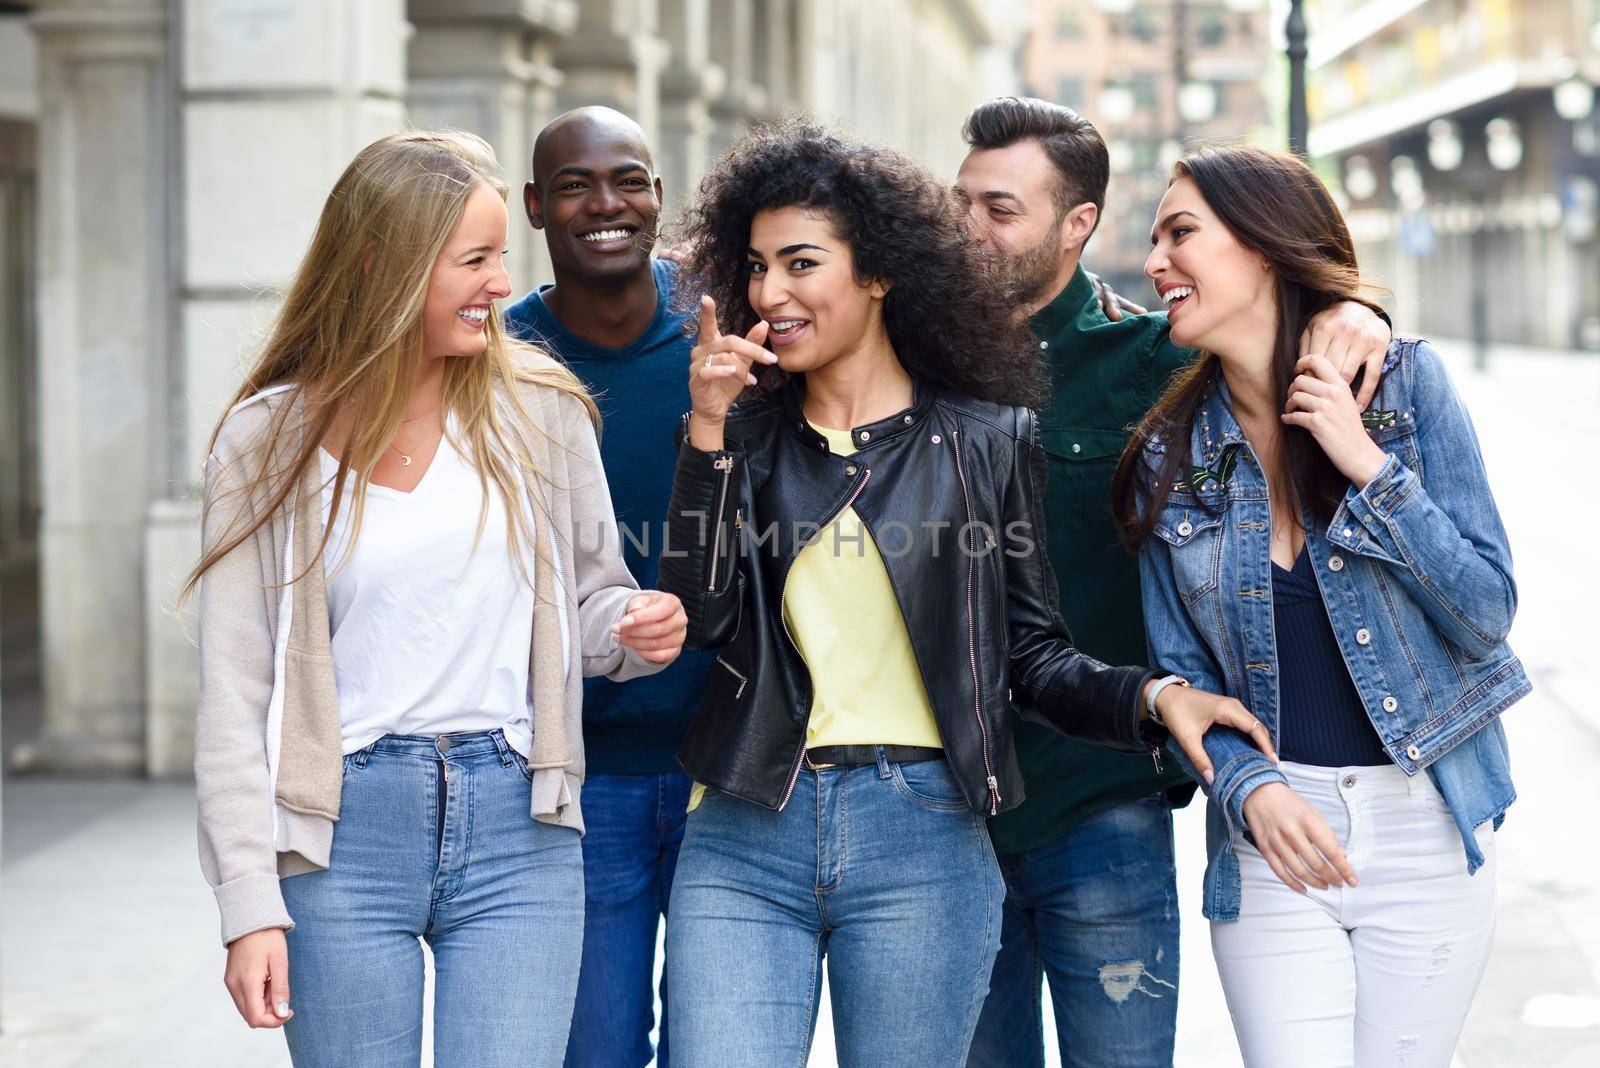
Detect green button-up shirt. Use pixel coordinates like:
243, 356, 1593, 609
988, 265, 1198, 858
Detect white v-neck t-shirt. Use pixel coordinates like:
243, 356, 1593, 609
319, 430, 535, 758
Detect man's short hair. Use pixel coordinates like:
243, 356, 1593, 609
962, 97, 1109, 227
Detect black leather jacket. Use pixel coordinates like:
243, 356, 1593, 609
657, 380, 1162, 815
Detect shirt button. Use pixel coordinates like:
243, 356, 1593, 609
1177, 521, 1193, 537
1328, 554, 1344, 572
1071, 443, 1082, 454
1355, 627, 1372, 645
845, 464, 858, 476
1406, 744, 1422, 761
1382, 695, 1398, 713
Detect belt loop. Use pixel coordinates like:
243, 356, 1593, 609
352, 742, 373, 768
874, 744, 892, 779
491, 729, 514, 766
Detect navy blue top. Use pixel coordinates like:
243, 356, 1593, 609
1272, 549, 1391, 768
504, 259, 712, 775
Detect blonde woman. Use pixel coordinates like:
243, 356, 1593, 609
186, 130, 686, 1067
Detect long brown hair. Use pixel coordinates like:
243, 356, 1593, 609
180, 130, 595, 605
1110, 144, 1383, 550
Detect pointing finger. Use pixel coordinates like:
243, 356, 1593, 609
697, 295, 720, 347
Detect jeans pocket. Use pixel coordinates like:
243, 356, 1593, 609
508, 748, 536, 784
1415, 775, 1454, 818
888, 760, 969, 812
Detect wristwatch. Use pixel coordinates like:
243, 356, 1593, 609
1145, 674, 1190, 725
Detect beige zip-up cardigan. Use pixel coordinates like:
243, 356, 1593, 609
195, 354, 660, 945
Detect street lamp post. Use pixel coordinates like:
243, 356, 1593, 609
1429, 117, 1522, 371
1286, 0, 1308, 156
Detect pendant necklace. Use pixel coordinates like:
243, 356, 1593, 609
388, 401, 441, 467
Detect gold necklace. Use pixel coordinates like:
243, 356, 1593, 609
389, 401, 441, 467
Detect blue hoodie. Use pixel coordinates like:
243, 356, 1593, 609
504, 258, 712, 774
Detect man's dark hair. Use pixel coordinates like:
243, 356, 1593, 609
962, 96, 1109, 228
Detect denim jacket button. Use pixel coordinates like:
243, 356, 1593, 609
1328, 554, 1345, 572
1406, 744, 1422, 761
1382, 695, 1399, 713
1177, 521, 1193, 537
1355, 627, 1372, 645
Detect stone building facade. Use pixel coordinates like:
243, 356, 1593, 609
0, 0, 1022, 780
1020, 0, 1272, 296
1308, 0, 1600, 350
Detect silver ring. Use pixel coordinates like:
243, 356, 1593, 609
703, 352, 714, 369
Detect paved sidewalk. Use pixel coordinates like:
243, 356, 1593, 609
1, 339, 1594, 1067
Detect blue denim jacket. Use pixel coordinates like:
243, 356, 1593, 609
1137, 338, 1526, 921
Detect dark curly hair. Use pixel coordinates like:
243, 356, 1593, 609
671, 117, 1047, 409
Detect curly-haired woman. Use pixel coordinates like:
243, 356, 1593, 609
652, 119, 1270, 1065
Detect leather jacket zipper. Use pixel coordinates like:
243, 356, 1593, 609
778, 466, 872, 811
950, 429, 1000, 815
715, 656, 748, 699
707, 455, 735, 593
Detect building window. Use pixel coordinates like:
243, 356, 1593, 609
1056, 11, 1083, 39
1129, 6, 1161, 44
1197, 7, 1227, 48
1131, 73, 1159, 110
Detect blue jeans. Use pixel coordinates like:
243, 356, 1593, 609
565, 772, 691, 1068
279, 730, 584, 1067
966, 794, 1179, 1068
667, 751, 1005, 1066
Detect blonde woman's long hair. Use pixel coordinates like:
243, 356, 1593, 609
182, 129, 595, 602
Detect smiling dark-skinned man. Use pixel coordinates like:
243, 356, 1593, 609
504, 106, 708, 1068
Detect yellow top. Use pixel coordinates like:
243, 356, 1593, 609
687, 423, 941, 811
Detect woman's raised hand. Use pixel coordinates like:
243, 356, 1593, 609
1281, 353, 1389, 489
686, 296, 775, 451
224, 927, 293, 1029
1241, 782, 1359, 894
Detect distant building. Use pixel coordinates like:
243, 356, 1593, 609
1309, 0, 1600, 349
0, 0, 1023, 781
1021, 0, 1273, 297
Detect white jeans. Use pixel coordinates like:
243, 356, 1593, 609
1211, 760, 1497, 1068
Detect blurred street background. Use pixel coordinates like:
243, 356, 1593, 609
1, 1, 1597, 1065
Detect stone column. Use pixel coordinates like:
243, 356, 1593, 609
657, 0, 722, 213
556, 0, 668, 147
407, 0, 576, 295
21, 0, 172, 774
142, 0, 408, 777
707, 0, 764, 156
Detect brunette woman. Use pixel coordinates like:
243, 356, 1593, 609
1113, 144, 1524, 1066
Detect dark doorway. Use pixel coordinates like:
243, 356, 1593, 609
0, 117, 40, 770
